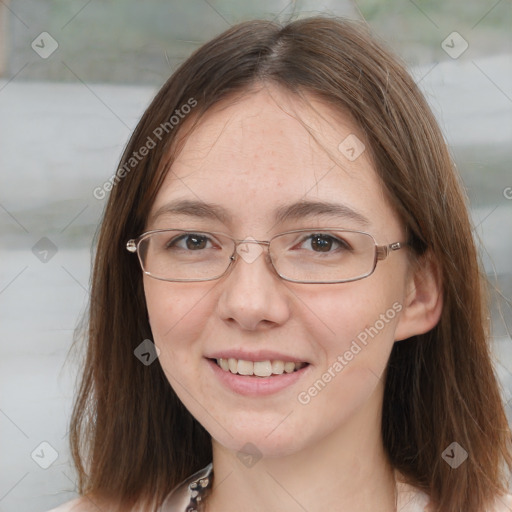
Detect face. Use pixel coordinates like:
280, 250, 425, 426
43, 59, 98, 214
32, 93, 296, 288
143, 86, 412, 458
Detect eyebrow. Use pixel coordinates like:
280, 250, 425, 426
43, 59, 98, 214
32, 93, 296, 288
149, 198, 370, 228
273, 200, 370, 227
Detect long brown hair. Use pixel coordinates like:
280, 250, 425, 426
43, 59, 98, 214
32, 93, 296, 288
70, 16, 512, 511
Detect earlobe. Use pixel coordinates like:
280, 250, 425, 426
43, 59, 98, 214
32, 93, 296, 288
394, 252, 443, 341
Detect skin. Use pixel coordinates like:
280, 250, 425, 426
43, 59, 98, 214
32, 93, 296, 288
143, 84, 442, 512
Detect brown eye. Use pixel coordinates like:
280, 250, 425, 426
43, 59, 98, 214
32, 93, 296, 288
310, 235, 333, 252
185, 234, 208, 250
166, 234, 211, 250
298, 233, 350, 253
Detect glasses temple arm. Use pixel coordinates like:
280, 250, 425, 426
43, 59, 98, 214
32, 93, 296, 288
376, 242, 404, 261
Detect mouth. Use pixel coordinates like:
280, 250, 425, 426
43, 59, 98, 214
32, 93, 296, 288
211, 357, 309, 377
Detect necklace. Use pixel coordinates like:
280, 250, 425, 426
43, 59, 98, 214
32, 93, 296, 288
187, 471, 212, 512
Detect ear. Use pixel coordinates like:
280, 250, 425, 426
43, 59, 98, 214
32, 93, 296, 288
394, 251, 443, 341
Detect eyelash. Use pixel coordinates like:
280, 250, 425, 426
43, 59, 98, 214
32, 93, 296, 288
294, 233, 351, 252
165, 232, 352, 253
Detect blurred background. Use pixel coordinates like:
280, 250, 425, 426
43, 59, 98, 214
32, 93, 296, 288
0, 1, 511, 511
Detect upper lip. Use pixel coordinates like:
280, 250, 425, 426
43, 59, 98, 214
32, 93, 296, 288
205, 349, 309, 363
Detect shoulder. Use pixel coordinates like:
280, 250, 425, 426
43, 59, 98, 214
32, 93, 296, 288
46, 464, 214, 512
46, 498, 93, 512
159, 463, 213, 511
48, 478, 511, 512
397, 481, 512, 512
45, 496, 120, 512
492, 493, 512, 511
396, 481, 431, 512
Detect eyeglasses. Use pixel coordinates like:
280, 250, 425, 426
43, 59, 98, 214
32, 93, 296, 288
126, 228, 406, 284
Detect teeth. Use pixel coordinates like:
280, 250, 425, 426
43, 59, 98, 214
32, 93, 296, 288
284, 361, 296, 373
216, 358, 306, 377
271, 360, 284, 375
254, 361, 272, 377
237, 359, 253, 375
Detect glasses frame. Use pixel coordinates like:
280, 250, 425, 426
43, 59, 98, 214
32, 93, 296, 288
126, 228, 406, 284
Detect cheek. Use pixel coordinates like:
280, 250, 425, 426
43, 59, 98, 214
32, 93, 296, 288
298, 278, 403, 351
143, 278, 213, 362
292, 287, 402, 430
294, 278, 405, 410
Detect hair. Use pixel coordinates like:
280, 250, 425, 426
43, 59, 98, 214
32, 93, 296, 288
70, 16, 512, 512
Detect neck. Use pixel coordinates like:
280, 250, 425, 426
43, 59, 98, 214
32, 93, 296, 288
205, 386, 397, 512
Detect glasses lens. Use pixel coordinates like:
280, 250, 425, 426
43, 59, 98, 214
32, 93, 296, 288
138, 230, 234, 281
270, 230, 376, 283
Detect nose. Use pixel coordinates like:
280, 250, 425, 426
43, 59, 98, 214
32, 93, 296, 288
215, 240, 291, 331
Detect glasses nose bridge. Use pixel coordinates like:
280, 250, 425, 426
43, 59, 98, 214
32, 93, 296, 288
234, 237, 271, 248
228, 237, 274, 269
232, 237, 272, 256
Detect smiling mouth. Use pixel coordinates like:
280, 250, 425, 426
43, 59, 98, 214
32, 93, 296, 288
212, 358, 308, 377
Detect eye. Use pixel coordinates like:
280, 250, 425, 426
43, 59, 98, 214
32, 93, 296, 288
297, 233, 351, 253
166, 233, 213, 250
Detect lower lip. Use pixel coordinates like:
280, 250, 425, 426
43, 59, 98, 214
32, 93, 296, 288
206, 359, 310, 396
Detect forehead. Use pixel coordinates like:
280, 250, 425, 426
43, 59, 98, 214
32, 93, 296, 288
171, 86, 362, 179
149, 86, 400, 236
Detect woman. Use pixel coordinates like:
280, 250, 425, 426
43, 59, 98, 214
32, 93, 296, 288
50, 16, 511, 512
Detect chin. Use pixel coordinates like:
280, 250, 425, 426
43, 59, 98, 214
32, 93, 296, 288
212, 429, 309, 460
202, 408, 318, 460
